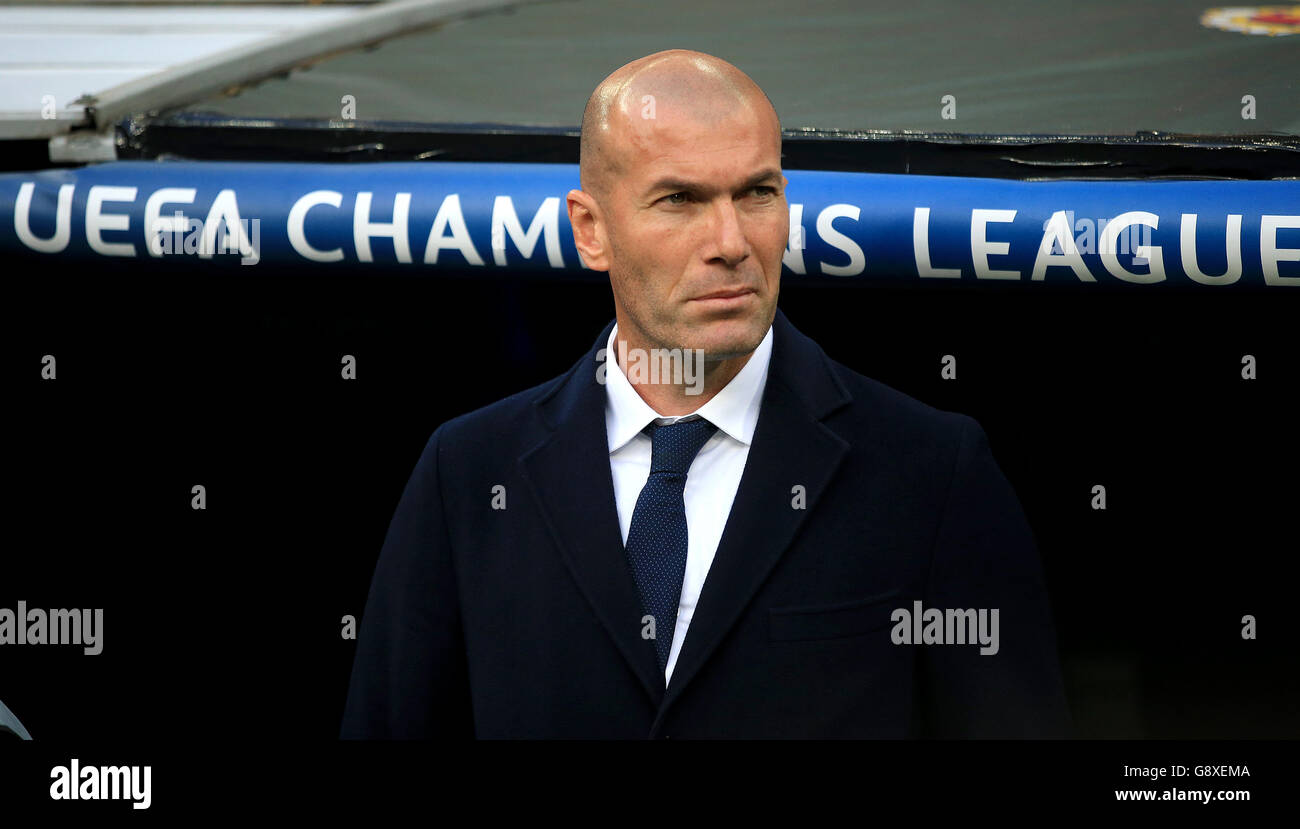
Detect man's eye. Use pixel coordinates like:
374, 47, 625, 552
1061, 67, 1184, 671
663, 192, 689, 205
751, 186, 776, 198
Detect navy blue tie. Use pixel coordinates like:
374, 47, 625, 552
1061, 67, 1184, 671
625, 417, 719, 674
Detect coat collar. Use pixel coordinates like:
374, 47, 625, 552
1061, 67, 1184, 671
518, 307, 853, 716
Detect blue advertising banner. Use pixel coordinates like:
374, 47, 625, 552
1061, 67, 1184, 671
3, 161, 1297, 287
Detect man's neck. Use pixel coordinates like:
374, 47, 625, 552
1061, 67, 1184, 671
613, 329, 754, 416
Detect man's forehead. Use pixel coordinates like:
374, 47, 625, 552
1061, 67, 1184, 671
614, 106, 781, 183
630, 144, 781, 192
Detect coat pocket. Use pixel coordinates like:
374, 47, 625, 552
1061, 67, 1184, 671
768, 588, 905, 642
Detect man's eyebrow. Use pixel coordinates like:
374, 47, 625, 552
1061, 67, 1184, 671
643, 168, 784, 198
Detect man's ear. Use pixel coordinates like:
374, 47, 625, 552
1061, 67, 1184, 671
566, 189, 611, 272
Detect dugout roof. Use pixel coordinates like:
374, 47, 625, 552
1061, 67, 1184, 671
175, 0, 1300, 136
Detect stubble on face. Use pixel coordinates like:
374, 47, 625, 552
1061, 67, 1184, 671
580, 51, 787, 371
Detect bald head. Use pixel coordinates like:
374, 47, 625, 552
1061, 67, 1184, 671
565, 50, 788, 402
579, 50, 781, 204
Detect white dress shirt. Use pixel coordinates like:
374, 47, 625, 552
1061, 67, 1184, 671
604, 321, 774, 686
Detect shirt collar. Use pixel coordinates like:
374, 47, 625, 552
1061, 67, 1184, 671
604, 319, 774, 453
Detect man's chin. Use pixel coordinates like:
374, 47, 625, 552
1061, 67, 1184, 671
688, 318, 768, 361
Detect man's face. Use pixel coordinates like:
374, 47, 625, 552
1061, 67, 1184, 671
601, 104, 788, 360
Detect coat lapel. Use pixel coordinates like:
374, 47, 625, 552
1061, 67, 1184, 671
518, 319, 666, 706
654, 309, 852, 722
518, 309, 854, 721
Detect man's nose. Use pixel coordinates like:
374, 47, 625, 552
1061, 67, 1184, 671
706, 198, 748, 266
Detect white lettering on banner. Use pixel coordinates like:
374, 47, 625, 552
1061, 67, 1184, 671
197, 188, 257, 264
1100, 211, 1164, 283
288, 190, 344, 262
14, 182, 74, 253
815, 203, 865, 276
423, 193, 483, 265
7, 181, 1300, 283
1031, 210, 1096, 281
971, 208, 1018, 279
85, 185, 137, 257
1181, 213, 1242, 285
144, 187, 197, 257
1262, 215, 1300, 285
354, 191, 412, 263
491, 195, 563, 267
914, 207, 961, 278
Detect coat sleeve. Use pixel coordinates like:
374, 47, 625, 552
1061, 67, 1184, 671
916, 415, 1072, 738
339, 425, 474, 739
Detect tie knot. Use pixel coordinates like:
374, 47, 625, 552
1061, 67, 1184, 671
647, 418, 718, 476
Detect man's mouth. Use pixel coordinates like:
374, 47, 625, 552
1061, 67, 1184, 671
692, 288, 757, 302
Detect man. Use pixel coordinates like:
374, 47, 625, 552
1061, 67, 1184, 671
340, 50, 1070, 739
